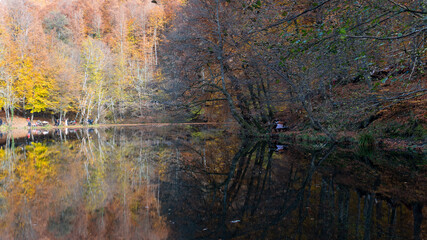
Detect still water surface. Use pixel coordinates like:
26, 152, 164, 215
0, 126, 425, 239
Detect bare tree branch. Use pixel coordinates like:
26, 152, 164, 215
346, 27, 427, 40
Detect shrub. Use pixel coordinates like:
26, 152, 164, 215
358, 132, 375, 148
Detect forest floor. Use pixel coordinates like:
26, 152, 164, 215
0, 112, 29, 128
269, 73, 426, 153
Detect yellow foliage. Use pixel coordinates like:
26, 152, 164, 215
14, 142, 58, 199
12, 56, 56, 113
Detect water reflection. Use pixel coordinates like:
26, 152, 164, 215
0, 126, 425, 239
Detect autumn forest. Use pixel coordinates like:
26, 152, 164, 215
0, 0, 170, 124
0, 0, 424, 142
0, 0, 426, 239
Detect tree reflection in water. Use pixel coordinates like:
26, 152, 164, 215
0, 126, 424, 239
159, 133, 425, 240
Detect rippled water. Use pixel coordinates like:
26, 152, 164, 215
0, 126, 425, 239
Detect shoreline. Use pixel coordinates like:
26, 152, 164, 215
0, 121, 233, 130
269, 131, 426, 154
0, 122, 238, 139
0, 122, 424, 154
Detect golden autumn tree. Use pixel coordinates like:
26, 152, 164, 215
13, 56, 56, 119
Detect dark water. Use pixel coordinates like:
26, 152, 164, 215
0, 126, 425, 239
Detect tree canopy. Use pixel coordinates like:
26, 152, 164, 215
0, 0, 425, 140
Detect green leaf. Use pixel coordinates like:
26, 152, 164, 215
332, 7, 340, 12
381, 77, 388, 84
372, 82, 381, 91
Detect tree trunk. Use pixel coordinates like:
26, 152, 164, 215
214, 0, 253, 132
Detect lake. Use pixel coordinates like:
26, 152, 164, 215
0, 125, 425, 239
